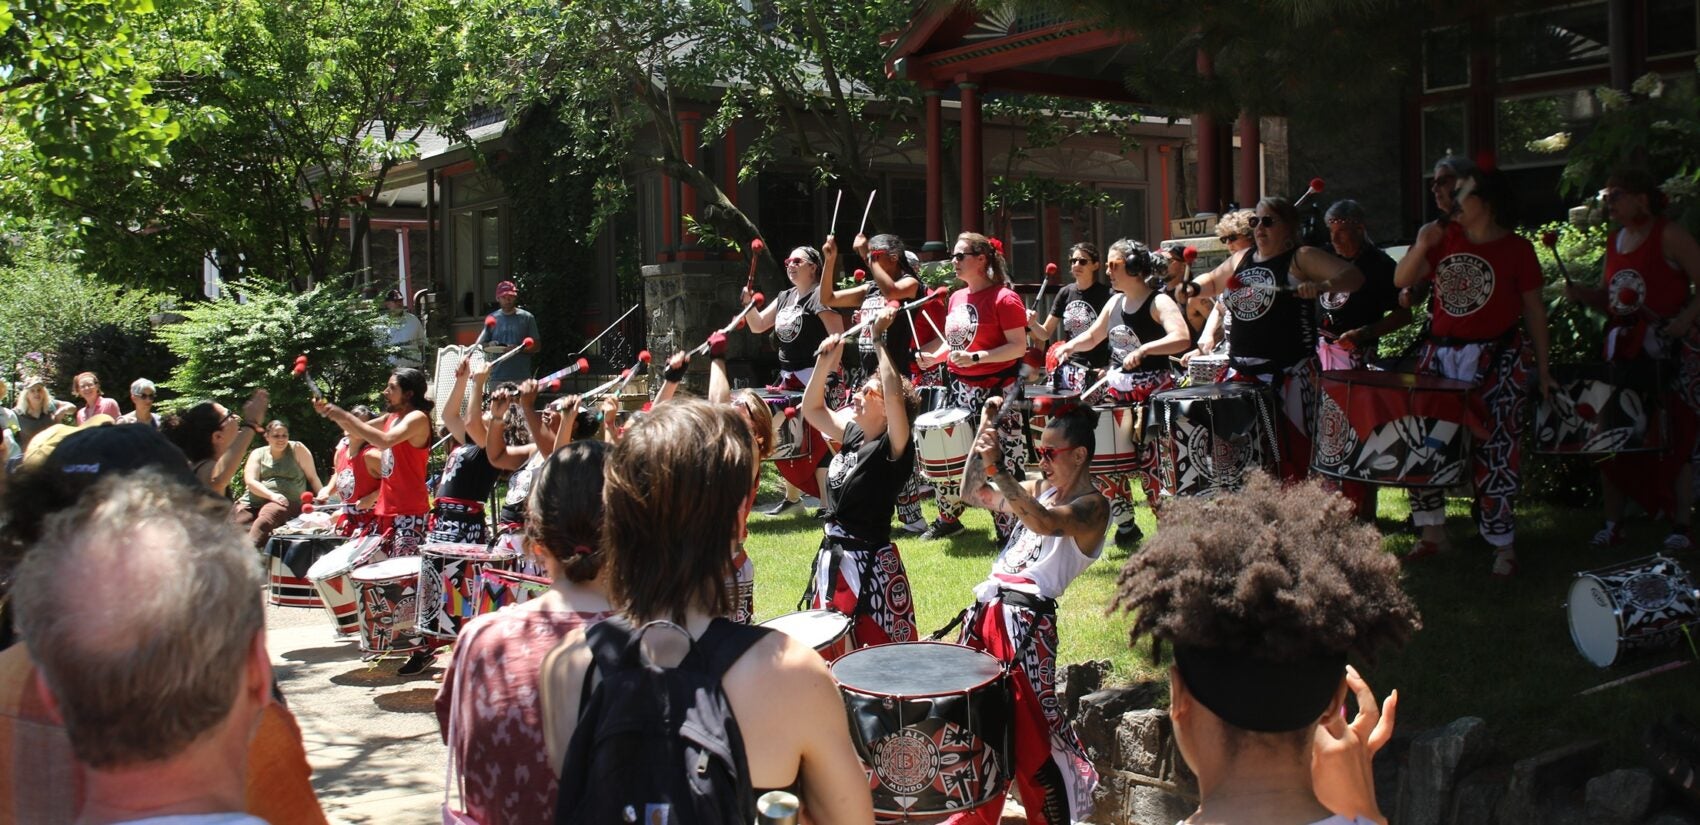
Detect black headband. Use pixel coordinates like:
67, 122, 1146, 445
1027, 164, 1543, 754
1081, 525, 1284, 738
1174, 645, 1346, 733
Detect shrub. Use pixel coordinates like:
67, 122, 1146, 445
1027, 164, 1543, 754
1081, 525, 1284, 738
157, 281, 392, 460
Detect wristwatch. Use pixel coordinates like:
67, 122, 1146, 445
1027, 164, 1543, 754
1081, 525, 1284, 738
971, 352, 981, 363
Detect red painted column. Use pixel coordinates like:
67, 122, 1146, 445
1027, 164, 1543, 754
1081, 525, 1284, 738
679, 110, 703, 255
959, 77, 984, 232
924, 85, 944, 249
1194, 49, 1219, 216
1237, 112, 1261, 208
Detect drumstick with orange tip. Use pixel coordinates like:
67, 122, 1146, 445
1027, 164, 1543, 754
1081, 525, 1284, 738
602, 350, 652, 398
291, 355, 322, 399
486, 337, 534, 369
541, 357, 593, 393
1294, 177, 1325, 208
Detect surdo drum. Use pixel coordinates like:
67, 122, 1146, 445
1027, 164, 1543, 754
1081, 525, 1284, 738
1090, 403, 1144, 475
350, 556, 428, 655
913, 408, 975, 487
419, 542, 520, 639
264, 533, 345, 608
306, 534, 387, 636
832, 642, 1011, 821
1567, 555, 1700, 668
758, 609, 854, 661
1535, 363, 1667, 455
1149, 383, 1278, 498
1311, 370, 1475, 488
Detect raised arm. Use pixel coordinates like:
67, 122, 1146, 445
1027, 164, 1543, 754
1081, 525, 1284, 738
206, 390, 268, 494
316, 402, 431, 451
872, 309, 909, 458
802, 333, 851, 442
441, 360, 472, 444
484, 390, 536, 472
740, 287, 782, 333
655, 351, 688, 404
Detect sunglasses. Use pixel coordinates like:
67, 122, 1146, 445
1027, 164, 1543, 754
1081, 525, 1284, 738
1217, 234, 1239, 243
1069, 258, 1092, 266
220, 411, 241, 426
784, 257, 815, 266
1252, 216, 1280, 228
1034, 445, 1073, 461
133, 392, 155, 399
950, 251, 981, 262
855, 384, 883, 398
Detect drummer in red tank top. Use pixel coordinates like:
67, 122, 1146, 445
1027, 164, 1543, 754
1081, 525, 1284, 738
313, 369, 434, 554
1564, 168, 1700, 551
1394, 166, 1554, 577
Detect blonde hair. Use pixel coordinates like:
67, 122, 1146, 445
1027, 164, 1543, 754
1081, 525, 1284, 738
1218, 210, 1255, 241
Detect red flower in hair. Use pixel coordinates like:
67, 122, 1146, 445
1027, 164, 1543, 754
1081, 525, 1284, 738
987, 237, 1004, 257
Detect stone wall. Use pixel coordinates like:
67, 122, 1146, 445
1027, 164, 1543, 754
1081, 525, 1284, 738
1059, 664, 1700, 825
641, 261, 773, 393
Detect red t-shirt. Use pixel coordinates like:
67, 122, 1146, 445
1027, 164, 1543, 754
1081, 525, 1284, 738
376, 412, 430, 516
943, 284, 1027, 378
1426, 227, 1543, 341
1606, 218, 1690, 319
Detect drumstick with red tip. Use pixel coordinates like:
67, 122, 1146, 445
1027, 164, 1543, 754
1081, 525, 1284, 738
1539, 230, 1574, 286
746, 238, 764, 291
694, 295, 764, 356
487, 338, 535, 369
603, 351, 652, 397
300, 491, 316, 513
1294, 177, 1325, 207
541, 357, 593, 393
854, 268, 867, 284
291, 356, 322, 399
1033, 262, 1058, 309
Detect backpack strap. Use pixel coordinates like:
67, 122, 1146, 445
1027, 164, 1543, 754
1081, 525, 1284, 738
576, 617, 636, 722
693, 617, 775, 681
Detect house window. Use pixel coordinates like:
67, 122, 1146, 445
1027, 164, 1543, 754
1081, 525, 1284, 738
1006, 202, 1040, 283
445, 171, 509, 319
1423, 26, 1471, 92
1496, 2, 1609, 80
1421, 103, 1469, 172
1495, 88, 1600, 169
1648, 0, 1699, 57
888, 176, 928, 250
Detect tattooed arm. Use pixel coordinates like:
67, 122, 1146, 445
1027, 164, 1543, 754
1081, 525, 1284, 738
985, 469, 1109, 550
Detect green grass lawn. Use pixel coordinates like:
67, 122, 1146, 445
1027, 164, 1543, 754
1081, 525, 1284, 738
746, 466, 1699, 770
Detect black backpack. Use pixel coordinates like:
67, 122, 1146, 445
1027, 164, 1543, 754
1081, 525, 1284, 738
554, 616, 775, 825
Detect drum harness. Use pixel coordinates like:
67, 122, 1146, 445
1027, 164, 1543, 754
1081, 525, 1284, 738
797, 531, 887, 616
928, 589, 1057, 668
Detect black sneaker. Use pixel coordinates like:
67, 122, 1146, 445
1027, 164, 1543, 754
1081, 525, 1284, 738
1115, 522, 1144, 548
764, 498, 803, 517
920, 519, 965, 540
397, 649, 435, 676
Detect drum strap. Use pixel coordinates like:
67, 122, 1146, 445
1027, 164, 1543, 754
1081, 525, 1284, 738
799, 533, 885, 613
927, 590, 1058, 642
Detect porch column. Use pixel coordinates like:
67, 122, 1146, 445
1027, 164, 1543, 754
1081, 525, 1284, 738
397, 229, 411, 306
1194, 49, 1220, 215
1237, 112, 1261, 208
959, 76, 984, 232
679, 110, 703, 253
925, 85, 944, 248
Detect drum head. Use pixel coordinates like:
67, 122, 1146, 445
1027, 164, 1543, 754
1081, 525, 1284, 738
307, 539, 370, 580
1153, 382, 1266, 403
1568, 575, 1622, 667
351, 555, 422, 583
914, 408, 971, 428
422, 542, 516, 561
760, 610, 852, 648
832, 642, 1003, 696
1319, 369, 1474, 393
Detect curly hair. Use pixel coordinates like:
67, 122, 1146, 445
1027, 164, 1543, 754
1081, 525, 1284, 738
1113, 473, 1420, 663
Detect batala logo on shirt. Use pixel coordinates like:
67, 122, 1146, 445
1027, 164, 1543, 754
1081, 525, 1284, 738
1226, 266, 1277, 321
1061, 300, 1096, 337
945, 303, 979, 350
1608, 269, 1647, 317
1435, 253, 1495, 317
1107, 324, 1142, 362
1320, 290, 1350, 311
775, 299, 805, 343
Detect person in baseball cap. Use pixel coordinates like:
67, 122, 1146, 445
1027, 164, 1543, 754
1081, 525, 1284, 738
478, 280, 540, 382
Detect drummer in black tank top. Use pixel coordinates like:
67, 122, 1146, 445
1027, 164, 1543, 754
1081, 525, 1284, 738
817, 232, 922, 380
1027, 242, 1112, 393
1180, 197, 1364, 481
743, 244, 845, 387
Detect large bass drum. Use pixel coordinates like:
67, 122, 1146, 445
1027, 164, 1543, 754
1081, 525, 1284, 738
832, 642, 1010, 821
1535, 362, 1667, 455
1568, 554, 1700, 668
1311, 370, 1475, 488
1149, 383, 1278, 498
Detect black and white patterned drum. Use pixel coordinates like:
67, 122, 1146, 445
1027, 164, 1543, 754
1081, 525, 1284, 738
1150, 383, 1278, 498
1187, 352, 1230, 386
1568, 554, 1700, 667
1311, 370, 1474, 488
264, 533, 345, 608
914, 408, 975, 486
1535, 362, 1667, 455
832, 642, 1010, 821
757, 389, 809, 462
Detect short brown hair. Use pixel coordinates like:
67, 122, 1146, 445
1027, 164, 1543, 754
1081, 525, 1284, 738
525, 441, 609, 582
731, 389, 777, 460
603, 400, 758, 623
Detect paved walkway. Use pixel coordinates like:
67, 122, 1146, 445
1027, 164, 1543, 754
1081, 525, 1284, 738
268, 602, 444, 823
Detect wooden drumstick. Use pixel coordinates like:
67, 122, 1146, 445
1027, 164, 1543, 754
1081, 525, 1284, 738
858, 189, 877, 237
1540, 230, 1574, 286
693, 295, 764, 356
828, 190, 843, 235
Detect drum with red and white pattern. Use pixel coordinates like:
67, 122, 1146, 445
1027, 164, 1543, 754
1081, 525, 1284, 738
1535, 362, 1667, 456
832, 642, 1011, 821
914, 408, 975, 486
306, 534, 387, 636
350, 556, 428, 655
265, 533, 344, 609
759, 609, 853, 661
1311, 370, 1475, 488
1090, 403, 1144, 475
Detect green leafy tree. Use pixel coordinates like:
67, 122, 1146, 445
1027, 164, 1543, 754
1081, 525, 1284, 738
9, 0, 463, 291
1561, 67, 1700, 235
156, 281, 392, 457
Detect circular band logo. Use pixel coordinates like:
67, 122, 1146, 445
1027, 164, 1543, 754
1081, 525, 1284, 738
1061, 300, 1096, 338
1107, 324, 1142, 363
945, 303, 978, 350
1320, 290, 1349, 312
875, 729, 938, 795
1434, 253, 1495, 317
1226, 266, 1277, 321
1608, 269, 1647, 317
1314, 393, 1356, 467
775, 303, 805, 343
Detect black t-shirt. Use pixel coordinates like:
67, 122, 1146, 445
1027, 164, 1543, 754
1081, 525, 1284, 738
1048, 281, 1113, 369
1319, 244, 1399, 337
774, 286, 831, 372
855, 283, 916, 377
1225, 246, 1315, 371
497, 451, 543, 525
825, 421, 914, 545
436, 442, 501, 502
1107, 291, 1170, 376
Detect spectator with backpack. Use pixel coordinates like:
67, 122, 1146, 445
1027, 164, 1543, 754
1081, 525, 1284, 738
539, 400, 872, 824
